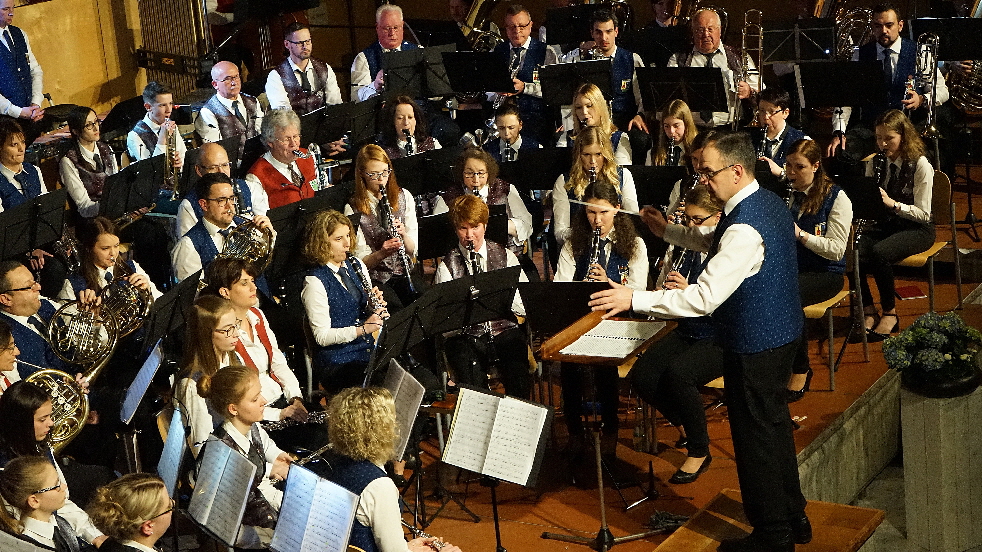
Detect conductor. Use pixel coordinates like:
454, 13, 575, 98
589, 132, 808, 552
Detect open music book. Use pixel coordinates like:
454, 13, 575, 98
270, 465, 358, 552
442, 387, 552, 487
383, 359, 426, 461
157, 404, 189, 498
559, 319, 666, 358
0, 529, 47, 552
188, 440, 257, 547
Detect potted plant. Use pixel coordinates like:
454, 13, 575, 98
882, 312, 982, 398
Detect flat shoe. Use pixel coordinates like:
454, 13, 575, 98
668, 455, 712, 484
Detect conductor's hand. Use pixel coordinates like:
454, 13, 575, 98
589, 279, 633, 319
326, 138, 346, 156
663, 270, 689, 290
737, 80, 752, 99
270, 452, 292, 482
126, 272, 151, 291
902, 89, 924, 110
251, 215, 273, 231
827, 133, 846, 157
640, 206, 668, 237
760, 155, 782, 176
627, 113, 649, 133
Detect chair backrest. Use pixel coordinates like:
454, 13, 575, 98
932, 169, 952, 226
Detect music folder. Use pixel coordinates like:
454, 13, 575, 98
157, 403, 189, 498
497, 147, 572, 192
539, 59, 613, 107
270, 465, 358, 552
382, 358, 425, 461
544, 4, 605, 47
423, 265, 523, 337
188, 439, 257, 547
620, 25, 689, 68
636, 66, 729, 116
390, 145, 462, 197
100, 154, 167, 219
0, 188, 66, 260
518, 281, 610, 339
120, 338, 164, 425
837, 174, 890, 221
300, 96, 381, 152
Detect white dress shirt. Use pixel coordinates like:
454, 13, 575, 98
0, 24, 43, 117
120, 541, 158, 552
355, 464, 409, 552
1, 367, 20, 391
864, 154, 933, 224
795, 186, 853, 262
176, 178, 269, 238
667, 46, 760, 127
266, 57, 343, 109
175, 354, 234, 456
171, 216, 233, 282
218, 421, 284, 511
59, 143, 117, 218
554, 229, 649, 290
126, 113, 188, 163
431, 183, 533, 247
551, 168, 639, 249
44, 445, 105, 544
58, 261, 162, 302
302, 258, 373, 347
194, 93, 265, 144
351, 44, 410, 102
21, 516, 58, 548
235, 307, 302, 421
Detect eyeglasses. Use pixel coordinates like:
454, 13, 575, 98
199, 161, 232, 172
761, 108, 787, 118
1, 280, 38, 294
205, 196, 236, 206
287, 39, 312, 46
463, 171, 488, 179
83, 119, 102, 131
214, 319, 242, 337
697, 163, 738, 182
363, 169, 392, 181
217, 75, 240, 84
275, 134, 302, 145
34, 482, 62, 495
504, 21, 532, 31
377, 25, 402, 33
146, 498, 176, 520
681, 212, 716, 225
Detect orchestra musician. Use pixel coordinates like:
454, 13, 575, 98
322, 387, 463, 552
244, 108, 316, 210
0, 455, 83, 551
645, 0, 679, 29
345, 144, 418, 310
59, 216, 160, 302
554, 180, 647, 458
0, 318, 19, 393
485, 101, 540, 163
126, 81, 185, 174
198, 364, 292, 547
667, 8, 758, 128
559, 83, 632, 166
784, 139, 853, 401
351, 4, 418, 103
177, 142, 270, 238
195, 61, 264, 161
591, 132, 809, 551
302, 210, 385, 394
0, 0, 44, 141
434, 194, 531, 399
852, 109, 934, 341
266, 22, 343, 115
752, 87, 808, 177
647, 99, 696, 166
170, 172, 274, 282
379, 96, 441, 160
85, 473, 173, 552
59, 106, 117, 219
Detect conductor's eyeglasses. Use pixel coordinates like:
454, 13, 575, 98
214, 320, 242, 337
2, 280, 38, 294
363, 169, 392, 181
697, 164, 737, 182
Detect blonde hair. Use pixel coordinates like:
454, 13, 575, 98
567, 126, 619, 200
351, 144, 401, 216
327, 387, 397, 465
302, 209, 354, 265
0, 456, 53, 533
572, 83, 615, 136
197, 365, 257, 421
652, 99, 697, 166
86, 474, 167, 542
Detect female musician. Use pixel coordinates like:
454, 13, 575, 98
554, 180, 647, 456
173, 295, 240, 455
346, 144, 418, 309
58, 216, 160, 301
647, 99, 696, 166
0, 455, 80, 550
551, 126, 639, 250
198, 364, 292, 548
0, 381, 107, 547
560, 83, 632, 165
323, 386, 462, 552
379, 96, 441, 160
631, 185, 723, 483
85, 474, 173, 552
302, 209, 385, 394
59, 106, 117, 219
785, 139, 853, 400
854, 109, 934, 340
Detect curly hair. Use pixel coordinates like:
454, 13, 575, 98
261, 108, 301, 145
454, 147, 499, 189
874, 109, 926, 162
351, 144, 401, 216
197, 365, 257, 421
569, 180, 638, 262
652, 99, 697, 166
567, 126, 619, 200
302, 209, 354, 265
0, 456, 53, 532
180, 295, 234, 379
86, 473, 168, 542
785, 139, 834, 216
327, 387, 397, 465
381, 96, 428, 147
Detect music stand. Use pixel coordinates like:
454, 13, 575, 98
539, 59, 613, 106
620, 25, 689, 68
518, 281, 610, 339
100, 95, 146, 139
142, 269, 203, 351
498, 147, 572, 192
762, 19, 835, 64
636, 66, 729, 116
838, 175, 891, 221
416, 205, 508, 260
423, 265, 523, 337
391, 145, 463, 197
796, 61, 885, 110
100, 155, 167, 219
366, 294, 436, 383
441, 51, 516, 95
406, 19, 469, 50
545, 4, 605, 47
0, 189, 66, 260
910, 18, 982, 60
382, 45, 457, 101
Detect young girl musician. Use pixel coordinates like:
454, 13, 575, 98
647, 99, 696, 166
59, 106, 118, 219
0, 455, 80, 551
561, 82, 632, 165
59, 216, 160, 301
85, 474, 173, 552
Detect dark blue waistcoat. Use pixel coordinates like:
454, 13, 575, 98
184, 215, 247, 269
493, 39, 547, 122
325, 456, 386, 552
0, 163, 42, 210
309, 263, 374, 367
857, 39, 917, 122
484, 134, 540, 163
66, 260, 137, 296
363, 41, 419, 86
751, 125, 806, 168
3, 300, 68, 377
610, 47, 638, 118
673, 249, 715, 341
572, 239, 631, 283
0, 25, 32, 108
793, 185, 846, 274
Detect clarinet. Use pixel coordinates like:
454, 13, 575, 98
465, 240, 495, 344
308, 143, 331, 190
666, 136, 679, 166
378, 191, 417, 295
346, 251, 389, 321
588, 165, 597, 185
584, 228, 602, 281
402, 521, 446, 550
403, 128, 414, 156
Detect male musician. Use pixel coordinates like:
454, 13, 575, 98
591, 132, 809, 552
266, 22, 343, 114
751, 87, 807, 175
492, 4, 559, 145
0, 0, 44, 139
177, 142, 269, 237
646, 0, 679, 28
484, 102, 540, 162
126, 81, 187, 170
827, 3, 948, 159
244, 108, 316, 210
435, 194, 531, 399
171, 172, 273, 282
0, 260, 70, 375
667, 8, 758, 128
350, 4, 418, 102
196, 61, 264, 159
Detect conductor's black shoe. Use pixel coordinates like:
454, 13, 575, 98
668, 455, 712, 484
791, 515, 812, 544
717, 531, 794, 552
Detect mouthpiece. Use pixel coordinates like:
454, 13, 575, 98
403, 128, 412, 140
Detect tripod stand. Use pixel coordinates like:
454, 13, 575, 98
955, 124, 982, 242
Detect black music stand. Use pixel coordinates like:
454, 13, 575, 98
118, 338, 164, 474
423, 265, 523, 337
391, 145, 463, 197
100, 96, 146, 140
636, 66, 729, 117
142, 269, 203, 353
382, 45, 457, 101
441, 51, 515, 95
100, 155, 167, 219
518, 281, 610, 339
620, 25, 689, 68
406, 19, 469, 50
416, 205, 508, 260
366, 296, 435, 383
498, 147, 573, 192
762, 19, 835, 64
796, 61, 885, 110
545, 4, 605, 47
0, 189, 66, 260
540, 59, 613, 106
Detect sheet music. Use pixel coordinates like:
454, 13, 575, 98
157, 405, 188, 497
188, 440, 257, 546
0, 530, 46, 552
187, 440, 228, 526
482, 397, 549, 485
383, 359, 425, 461
442, 388, 499, 473
121, 339, 163, 424
560, 319, 666, 358
305, 477, 358, 552
270, 466, 318, 552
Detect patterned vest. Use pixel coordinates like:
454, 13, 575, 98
710, 187, 803, 353
308, 263, 374, 366
325, 456, 386, 552
442, 242, 517, 336
673, 250, 715, 340
247, 154, 316, 209
363, 41, 419, 85
610, 46, 638, 118
357, 189, 410, 283
200, 93, 259, 161
131, 119, 158, 155
62, 142, 114, 203
793, 184, 847, 274
382, 135, 435, 160
0, 163, 42, 210
274, 58, 332, 115
0, 25, 32, 108
211, 425, 278, 529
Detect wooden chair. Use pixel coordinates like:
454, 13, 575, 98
803, 285, 852, 391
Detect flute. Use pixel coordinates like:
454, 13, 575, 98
402, 521, 446, 550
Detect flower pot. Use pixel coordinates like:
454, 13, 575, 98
901, 362, 982, 399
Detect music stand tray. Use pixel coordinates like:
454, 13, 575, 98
441, 51, 515, 95
0, 188, 67, 260
636, 66, 728, 116
540, 59, 613, 106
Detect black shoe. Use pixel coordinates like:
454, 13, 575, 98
786, 368, 813, 403
791, 514, 812, 544
717, 531, 794, 552
668, 455, 712, 484
674, 435, 688, 449
867, 313, 899, 343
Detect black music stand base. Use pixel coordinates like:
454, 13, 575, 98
541, 430, 662, 552
481, 476, 507, 552
401, 427, 481, 529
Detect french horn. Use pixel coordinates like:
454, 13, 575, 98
217, 215, 274, 274
22, 360, 90, 453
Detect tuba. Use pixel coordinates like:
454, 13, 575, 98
462, 0, 503, 52
23, 361, 89, 453
949, 62, 982, 117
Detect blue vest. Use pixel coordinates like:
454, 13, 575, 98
710, 187, 802, 353
363, 41, 419, 87
793, 185, 846, 274
184, 215, 246, 269
493, 39, 547, 121
66, 260, 137, 296
0, 26, 32, 108
484, 135, 540, 163
673, 250, 715, 341
309, 263, 374, 367
325, 456, 386, 552
0, 163, 42, 210
857, 39, 917, 120
610, 47, 638, 118
3, 301, 68, 377
572, 237, 631, 283
185, 179, 254, 221
752, 125, 806, 168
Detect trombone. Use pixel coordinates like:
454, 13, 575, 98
734, 9, 763, 130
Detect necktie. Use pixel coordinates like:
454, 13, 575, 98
792, 190, 807, 212
27, 315, 47, 337
764, 137, 778, 158
218, 227, 232, 240
510, 47, 524, 73
92, 153, 103, 173
232, 100, 246, 125
883, 50, 893, 84
471, 252, 483, 275
888, 163, 899, 193
2, 374, 11, 389
504, 146, 517, 162
700, 52, 718, 124
338, 266, 362, 300
289, 163, 304, 187
296, 68, 312, 94
598, 238, 610, 269
53, 514, 80, 552
14, 172, 31, 197
104, 270, 113, 284
3, 29, 11, 51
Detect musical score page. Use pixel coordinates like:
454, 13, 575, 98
383, 359, 425, 461
188, 440, 257, 546
270, 466, 318, 552
482, 397, 548, 485
187, 440, 228, 527
305, 477, 358, 552
560, 319, 665, 358
157, 406, 188, 497
0, 529, 46, 552
442, 388, 499, 473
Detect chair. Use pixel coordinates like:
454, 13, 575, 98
803, 285, 852, 392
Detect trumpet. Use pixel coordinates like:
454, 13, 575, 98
347, 251, 389, 321
378, 191, 416, 295
584, 228, 603, 281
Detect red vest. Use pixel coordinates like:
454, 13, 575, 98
248, 153, 316, 209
